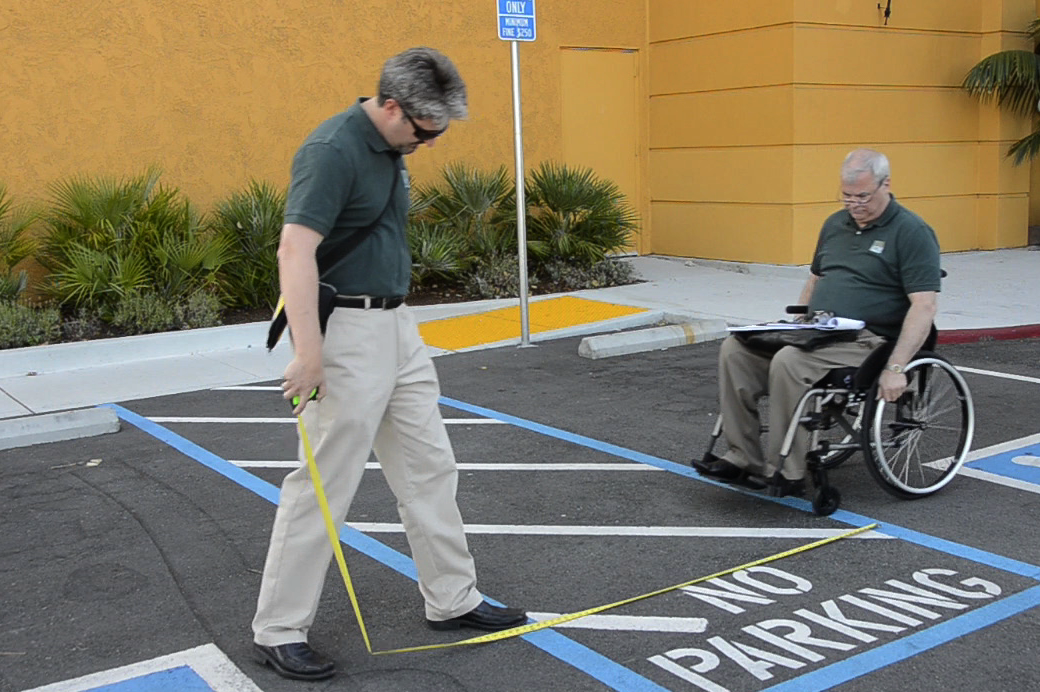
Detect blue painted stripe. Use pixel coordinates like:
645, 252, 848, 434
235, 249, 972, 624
760, 584, 1040, 692
439, 397, 1040, 582
103, 404, 669, 692
88, 665, 213, 692
968, 443, 1040, 485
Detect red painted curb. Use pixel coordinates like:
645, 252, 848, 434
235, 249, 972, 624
937, 324, 1040, 345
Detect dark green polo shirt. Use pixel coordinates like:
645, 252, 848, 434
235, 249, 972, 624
283, 98, 411, 296
808, 197, 941, 339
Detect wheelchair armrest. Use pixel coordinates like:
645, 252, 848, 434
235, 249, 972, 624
785, 305, 809, 315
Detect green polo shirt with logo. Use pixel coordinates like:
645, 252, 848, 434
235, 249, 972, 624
808, 197, 941, 339
283, 98, 411, 297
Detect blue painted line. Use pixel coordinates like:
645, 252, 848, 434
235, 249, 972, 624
967, 443, 1040, 485
439, 397, 1040, 582
760, 583, 1040, 692
88, 665, 213, 692
103, 403, 669, 692
437, 397, 1040, 690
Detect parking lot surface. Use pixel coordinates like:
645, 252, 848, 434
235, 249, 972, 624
2, 336, 1039, 692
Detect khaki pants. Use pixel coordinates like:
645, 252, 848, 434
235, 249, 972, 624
717, 331, 885, 481
252, 305, 483, 647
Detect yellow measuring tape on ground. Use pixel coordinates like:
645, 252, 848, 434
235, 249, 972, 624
297, 416, 879, 656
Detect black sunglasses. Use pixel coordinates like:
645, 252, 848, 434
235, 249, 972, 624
400, 107, 446, 142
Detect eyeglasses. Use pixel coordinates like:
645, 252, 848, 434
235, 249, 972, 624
841, 179, 887, 206
400, 106, 447, 142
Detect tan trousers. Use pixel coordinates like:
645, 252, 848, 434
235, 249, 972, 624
252, 305, 483, 647
717, 331, 885, 481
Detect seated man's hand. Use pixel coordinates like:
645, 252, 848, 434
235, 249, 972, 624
878, 370, 907, 402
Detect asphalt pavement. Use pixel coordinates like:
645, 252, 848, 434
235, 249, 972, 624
1, 250, 1039, 692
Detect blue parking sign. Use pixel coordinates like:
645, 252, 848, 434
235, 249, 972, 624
498, 0, 536, 42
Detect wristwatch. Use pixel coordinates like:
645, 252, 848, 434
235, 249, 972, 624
885, 363, 905, 374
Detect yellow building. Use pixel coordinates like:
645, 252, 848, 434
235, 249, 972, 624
2, 0, 1036, 264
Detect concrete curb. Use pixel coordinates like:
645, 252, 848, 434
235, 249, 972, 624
0, 322, 270, 378
0, 407, 120, 450
938, 324, 1040, 345
0, 293, 589, 377
578, 319, 729, 359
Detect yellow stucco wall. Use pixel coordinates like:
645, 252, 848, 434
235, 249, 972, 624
0, 0, 646, 223
648, 0, 1035, 263
4, 1, 1035, 265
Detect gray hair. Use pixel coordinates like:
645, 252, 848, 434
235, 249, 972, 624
841, 148, 890, 184
377, 47, 467, 128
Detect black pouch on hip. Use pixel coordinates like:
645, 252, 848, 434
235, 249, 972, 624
266, 281, 338, 351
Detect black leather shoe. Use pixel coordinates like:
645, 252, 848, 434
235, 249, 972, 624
690, 452, 718, 474
697, 456, 767, 491
428, 601, 528, 632
253, 642, 335, 681
767, 476, 806, 498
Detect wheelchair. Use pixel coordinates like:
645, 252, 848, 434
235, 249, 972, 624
699, 309, 976, 516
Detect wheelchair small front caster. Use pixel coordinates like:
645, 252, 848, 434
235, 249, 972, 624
812, 486, 841, 516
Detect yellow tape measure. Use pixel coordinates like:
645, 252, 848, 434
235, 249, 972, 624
298, 415, 879, 656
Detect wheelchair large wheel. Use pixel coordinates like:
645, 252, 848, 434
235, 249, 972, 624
861, 353, 974, 499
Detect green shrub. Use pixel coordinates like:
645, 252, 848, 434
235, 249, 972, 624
539, 257, 638, 291
60, 308, 104, 342
464, 253, 536, 299
111, 289, 223, 334
0, 302, 61, 349
415, 163, 516, 268
39, 169, 230, 316
111, 291, 178, 333
408, 219, 468, 287
0, 184, 38, 302
212, 180, 285, 309
178, 290, 222, 329
524, 162, 638, 268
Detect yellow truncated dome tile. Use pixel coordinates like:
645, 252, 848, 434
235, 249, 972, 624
418, 296, 646, 351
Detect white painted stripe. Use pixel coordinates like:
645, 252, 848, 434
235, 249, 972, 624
526, 612, 709, 633
347, 522, 890, 539
956, 466, 1040, 495
957, 366, 1040, 386
22, 643, 261, 692
961, 432, 1040, 461
924, 432, 1040, 471
213, 385, 281, 391
230, 460, 658, 471
149, 416, 502, 425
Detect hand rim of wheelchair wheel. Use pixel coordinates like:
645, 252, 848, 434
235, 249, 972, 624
863, 354, 975, 498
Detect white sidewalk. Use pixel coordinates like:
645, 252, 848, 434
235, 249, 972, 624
1, 249, 1036, 422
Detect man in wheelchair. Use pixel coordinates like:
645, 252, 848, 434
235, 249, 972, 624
694, 149, 942, 499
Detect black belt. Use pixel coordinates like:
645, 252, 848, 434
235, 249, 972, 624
334, 295, 405, 310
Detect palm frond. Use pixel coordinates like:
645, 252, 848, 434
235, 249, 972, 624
1007, 128, 1040, 165
212, 180, 285, 308
407, 219, 468, 284
0, 185, 39, 273
962, 50, 1040, 116
1027, 18, 1040, 44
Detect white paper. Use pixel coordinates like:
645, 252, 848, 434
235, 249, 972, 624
728, 322, 818, 332
728, 316, 865, 332
814, 316, 866, 331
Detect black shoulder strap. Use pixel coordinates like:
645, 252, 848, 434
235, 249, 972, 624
316, 156, 402, 278
265, 156, 401, 351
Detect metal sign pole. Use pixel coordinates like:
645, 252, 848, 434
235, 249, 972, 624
510, 39, 531, 347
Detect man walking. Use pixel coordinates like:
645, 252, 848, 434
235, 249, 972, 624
252, 47, 526, 682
